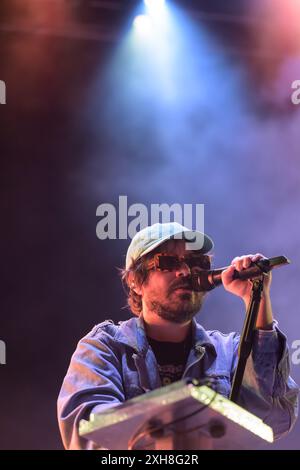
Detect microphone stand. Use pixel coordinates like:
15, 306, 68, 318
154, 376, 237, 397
230, 275, 265, 403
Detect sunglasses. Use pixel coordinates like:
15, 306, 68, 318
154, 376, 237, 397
146, 253, 211, 272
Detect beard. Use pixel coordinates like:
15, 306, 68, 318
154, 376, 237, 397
145, 289, 205, 324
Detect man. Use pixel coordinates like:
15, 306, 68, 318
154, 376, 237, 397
57, 222, 299, 449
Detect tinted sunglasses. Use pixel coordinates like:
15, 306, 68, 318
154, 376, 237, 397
146, 253, 211, 272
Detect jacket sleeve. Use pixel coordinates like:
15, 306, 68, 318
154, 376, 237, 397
57, 324, 125, 449
232, 322, 299, 440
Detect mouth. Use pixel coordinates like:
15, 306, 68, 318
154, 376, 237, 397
172, 286, 193, 292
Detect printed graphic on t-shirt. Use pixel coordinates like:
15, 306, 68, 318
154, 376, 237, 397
157, 364, 184, 386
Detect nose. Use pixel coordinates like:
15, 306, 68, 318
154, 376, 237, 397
175, 261, 191, 278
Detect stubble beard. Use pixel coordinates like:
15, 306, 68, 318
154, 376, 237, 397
145, 290, 205, 324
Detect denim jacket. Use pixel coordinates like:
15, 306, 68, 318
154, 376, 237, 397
57, 317, 299, 449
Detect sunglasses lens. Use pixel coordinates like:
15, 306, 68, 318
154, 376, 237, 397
186, 255, 211, 270
157, 255, 180, 271
154, 254, 211, 271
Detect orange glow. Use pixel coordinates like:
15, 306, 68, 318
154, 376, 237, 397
253, 0, 300, 56
6, 0, 72, 29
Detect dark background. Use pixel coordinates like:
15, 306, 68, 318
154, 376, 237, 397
1, 0, 300, 449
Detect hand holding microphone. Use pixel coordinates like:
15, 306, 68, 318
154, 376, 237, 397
221, 254, 272, 301
191, 254, 290, 299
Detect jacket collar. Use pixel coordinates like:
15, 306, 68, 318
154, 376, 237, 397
115, 316, 217, 357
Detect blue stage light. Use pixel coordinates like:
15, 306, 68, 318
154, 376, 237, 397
133, 15, 153, 34
144, 0, 166, 8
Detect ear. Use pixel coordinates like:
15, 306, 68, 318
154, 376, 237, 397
127, 271, 142, 295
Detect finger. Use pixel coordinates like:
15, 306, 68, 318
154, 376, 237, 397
242, 256, 252, 269
221, 264, 235, 284
233, 258, 244, 272
251, 253, 265, 262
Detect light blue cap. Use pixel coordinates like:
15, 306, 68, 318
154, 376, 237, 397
125, 222, 214, 269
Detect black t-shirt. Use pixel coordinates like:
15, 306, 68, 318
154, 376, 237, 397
147, 329, 192, 386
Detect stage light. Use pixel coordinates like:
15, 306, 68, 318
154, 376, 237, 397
144, 0, 166, 8
144, 0, 166, 17
133, 15, 153, 34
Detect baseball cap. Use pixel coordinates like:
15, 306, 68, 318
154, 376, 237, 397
125, 222, 214, 270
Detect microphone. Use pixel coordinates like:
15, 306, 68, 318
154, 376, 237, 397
191, 255, 290, 292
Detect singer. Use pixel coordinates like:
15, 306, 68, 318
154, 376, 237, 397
57, 222, 299, 449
